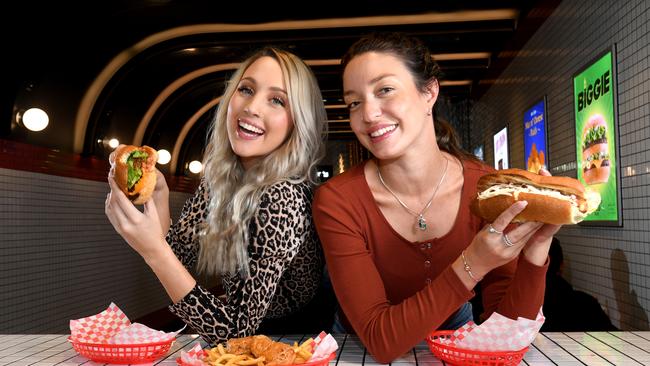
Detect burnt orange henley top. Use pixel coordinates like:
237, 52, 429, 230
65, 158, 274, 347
313, 159, 548, 363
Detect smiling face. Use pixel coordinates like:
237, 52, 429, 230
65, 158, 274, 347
343, 52, 438, 160
226, 56, 294, 169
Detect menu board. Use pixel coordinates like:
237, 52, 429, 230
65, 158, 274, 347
573, 46, 622, 225
493, 127, 508, 170
523, 97, 548, 173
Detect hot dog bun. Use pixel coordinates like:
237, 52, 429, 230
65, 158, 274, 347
471, 168, 600, 225
109, 145, 158, 205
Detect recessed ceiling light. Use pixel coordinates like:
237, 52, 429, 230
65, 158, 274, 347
20, 108, 49, 132
157, 149, 171, 165
188, 160, 203, 174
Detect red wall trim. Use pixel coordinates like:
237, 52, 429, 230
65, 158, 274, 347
0, 139, 199, 193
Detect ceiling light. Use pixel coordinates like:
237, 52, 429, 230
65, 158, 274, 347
108, 138, 120, 149
434, 52, 491, 61
157, 149, 171, 165
188, 160, 202, 174
439, 80, 473, 86
20, 108, 49, 131
305, 60, 340, 66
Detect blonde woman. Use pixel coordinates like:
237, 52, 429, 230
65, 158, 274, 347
105, 47, 328, 344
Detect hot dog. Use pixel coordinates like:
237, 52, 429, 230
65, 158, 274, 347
470, 168, 601, 225
109, 145, 158, 205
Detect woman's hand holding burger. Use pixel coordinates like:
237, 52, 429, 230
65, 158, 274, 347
105, 145, 197, 303
106, 175, 168, 263
105, 145, 169, 262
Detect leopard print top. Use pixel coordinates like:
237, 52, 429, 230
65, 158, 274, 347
167, 179, 323, 345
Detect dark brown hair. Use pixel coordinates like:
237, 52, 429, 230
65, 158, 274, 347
342, 32, 478, 162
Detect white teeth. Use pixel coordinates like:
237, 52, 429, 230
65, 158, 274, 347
238, 120, 264, 134
370, 125, 397, 138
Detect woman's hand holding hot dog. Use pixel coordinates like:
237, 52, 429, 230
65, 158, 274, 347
455, 168, 561, 289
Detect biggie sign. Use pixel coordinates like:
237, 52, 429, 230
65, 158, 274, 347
573, 48, 621, 225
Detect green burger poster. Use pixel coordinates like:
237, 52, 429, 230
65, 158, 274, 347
573, 46, 622, 225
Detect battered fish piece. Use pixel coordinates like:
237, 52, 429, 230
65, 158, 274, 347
226, 335, 296, 365
226, 336, 254, 355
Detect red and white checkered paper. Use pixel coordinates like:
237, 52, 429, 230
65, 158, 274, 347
452, 308, 545, 351
110, 322, 181, 344
70, 303, 181, 344
179, 344, 207, 366
311, 331, 338, 360
70, 302, 131, 343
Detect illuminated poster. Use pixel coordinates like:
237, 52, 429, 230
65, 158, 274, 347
523, 98, 548, 173
493, 127, 508, 170
573, 47, 622, 225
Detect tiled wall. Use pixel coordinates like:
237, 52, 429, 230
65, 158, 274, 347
470, 0, 649, 329
0, 163, 193, 333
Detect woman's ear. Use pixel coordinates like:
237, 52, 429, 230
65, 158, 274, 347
424, 79, 439, 109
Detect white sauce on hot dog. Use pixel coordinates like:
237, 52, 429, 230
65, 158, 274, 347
477, 183, 578, 206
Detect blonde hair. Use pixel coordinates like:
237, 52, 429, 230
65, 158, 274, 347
198, 47, 327, 276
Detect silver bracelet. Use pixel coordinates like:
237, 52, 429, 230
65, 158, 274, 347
461, 250, 480, 283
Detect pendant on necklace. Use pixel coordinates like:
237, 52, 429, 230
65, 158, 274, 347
417, 214, 427, 231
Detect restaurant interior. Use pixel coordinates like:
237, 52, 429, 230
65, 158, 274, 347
2, 0, 649, 353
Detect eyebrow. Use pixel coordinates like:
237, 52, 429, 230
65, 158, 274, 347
343, 73, 396, 97
240, 77, 288, 95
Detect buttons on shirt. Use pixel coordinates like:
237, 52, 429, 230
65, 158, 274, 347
420, 243, 433, 285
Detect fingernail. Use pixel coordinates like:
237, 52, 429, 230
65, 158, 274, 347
520, 201, 528, 208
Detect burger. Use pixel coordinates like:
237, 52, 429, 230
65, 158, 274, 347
582, 114, 610, 185
109, 145, 158, 204
471, 168, 601, 225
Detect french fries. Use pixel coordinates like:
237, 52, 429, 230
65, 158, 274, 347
204, 338, 314, 366
204, 343, 266, 366
292, 338, 314, 364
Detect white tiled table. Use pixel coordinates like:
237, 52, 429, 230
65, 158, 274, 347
2, 332, 650, 365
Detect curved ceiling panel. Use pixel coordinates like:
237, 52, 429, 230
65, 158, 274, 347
6, 0, 558, 177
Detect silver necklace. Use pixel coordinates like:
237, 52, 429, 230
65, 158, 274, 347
377, 156, 449, 231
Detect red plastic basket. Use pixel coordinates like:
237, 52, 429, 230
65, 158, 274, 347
68, 336, 174, 364
426, 331, 527, 366
176, 351, 336, 366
